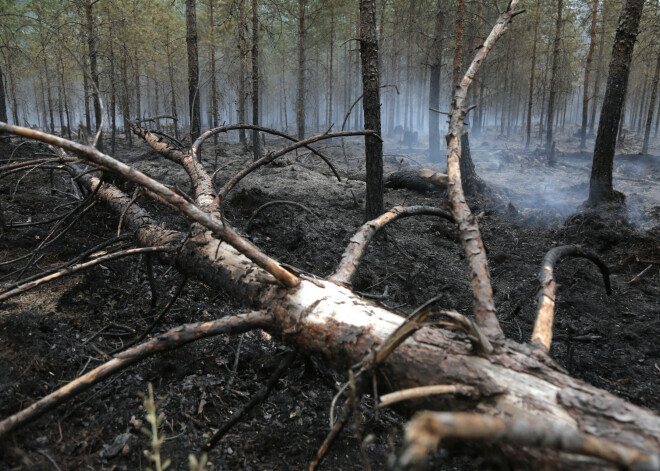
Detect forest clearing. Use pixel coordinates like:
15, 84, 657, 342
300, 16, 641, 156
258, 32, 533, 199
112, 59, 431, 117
1, 0, 659, 470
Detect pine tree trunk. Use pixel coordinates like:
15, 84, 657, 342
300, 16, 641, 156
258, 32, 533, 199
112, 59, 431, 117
387, 0, 399, 135
636, 61, 650, 134
642, 48, 660, 154
472, 0, 483, 136
580, 0, 599, 149
590, 2, 607, 135
186, 0, 201, 143
85, 0, 103, 150
108, 11, 117, 154
296, 0, 306, 140
360, 0, 383, 221
58, 51, 72, 140
238, 0, 248, 144
83, 55, 91, 133
546, 0, 563, 151
327, 8, 334, 127
166, 36, 179, 141
121, 48, 133, 147
588, 0, 645, 206
526, 0, 541, 149
6, 57, 18, 125
428, 0, 444, 163
209, 0, 218, 140
251, 0, 261, 160
0, 63, 8, 125
452, 0, 464, 89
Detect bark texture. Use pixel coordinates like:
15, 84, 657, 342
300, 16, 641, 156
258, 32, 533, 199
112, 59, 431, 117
588, 0, 645, 205
359, 0, 384, 221
642, 47, 660, 155
580, 0, 599, 149
428, 0, 444, 163
546, 0, 563, 151
186, 0, 201, 142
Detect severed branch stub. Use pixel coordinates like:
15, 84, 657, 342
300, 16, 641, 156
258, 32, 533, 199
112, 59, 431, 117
394, 412, 660, 471
532, 245, 611, 351
328, 205, 454, 285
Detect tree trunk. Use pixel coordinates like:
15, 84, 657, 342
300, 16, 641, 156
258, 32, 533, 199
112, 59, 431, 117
636, 61, 650, 134
452, 0, 464, 89
590, 2, 607, 135
388, 0, 400, 135
296, 0, 306, 140
0, 63, 7, 125
588, 0, 645, 206
360, 0, 384, 221
642, 48, 660, 155
327, 8, 334, 128
83, 55, 91, 133
209, 0, 218, 138
472, 0, 483, 136
186, 0, 201, 143
251, 0, 261, 160
526, 0, 541, 149
165, 34, 179, 141
580, 0, 599, 149
121, 48, 133, 147
428, 0, 444, 163
85, 0, 103, 150
108, 10, 117, 154
546, 0, 563, 151
7, 57, 19, 125
238, 0, 248, 144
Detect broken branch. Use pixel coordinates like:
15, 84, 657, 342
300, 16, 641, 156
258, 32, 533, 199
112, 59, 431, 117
532, 245, 612, 351
328, 205, 453, 285
0, 310, 272, 439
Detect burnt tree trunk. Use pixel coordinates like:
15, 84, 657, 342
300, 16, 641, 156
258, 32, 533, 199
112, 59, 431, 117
0, 63, 7, 125
472, 0, 483, 136
238, 0, 248, 144
526, 0, 541, 149
251, 0, 261, 160
452, 0, 464, 89
360, 0, 384, 221
636, 61, 650, 134
296, 0, 306, 140
546, 0, 563, 151
85, 0, 102, 150
120, 48, 133, 147
186, 0, 201, 143
580, 0, 599, 149
590, 1, 607, 135
209, 0, 218, 140
642, 47, 660, 155
588, 0, 644, 206
428, 0, 444, 163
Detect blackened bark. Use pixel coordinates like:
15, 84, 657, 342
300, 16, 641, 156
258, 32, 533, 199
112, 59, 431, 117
238, 0, 248, 145
428, 0, 444, 163
121, 50, 132, 147
588, 0, 644, 205
85, 0, 103, 151
186, 0, 201, 143
0, 63, 7, 125
526, 0, 541, 149
296, 0, 306, 140
209, 0, 218, 138
590, 2, 607, 135
472, 0, 483, 136
642, 48, 660, 155
251, 0, 261, 160
360, 0, 383, 221
580, 0, 599, 149
546, 0, 563, 151
452, 0, 464, 89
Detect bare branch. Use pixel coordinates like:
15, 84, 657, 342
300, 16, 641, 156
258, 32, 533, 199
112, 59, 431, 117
328, 206, 453, 285
532, 245, 611, 351
378, 385, 477, 409
0, 310, 272, 439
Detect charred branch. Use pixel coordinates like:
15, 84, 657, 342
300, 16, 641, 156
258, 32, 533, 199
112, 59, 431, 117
532, 245, 612, 351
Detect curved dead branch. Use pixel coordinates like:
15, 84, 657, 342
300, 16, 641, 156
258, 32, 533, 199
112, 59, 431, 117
532, 245, 612, 351
246, 200, 318, 231
0, 310, 272, 439
378, 385, 477, 409
0, 122, 300, 288
328, 205, 454, 285
191, 124, 337, 176
215, 130, 379, 202
395, 412, 659, 471
442, 2, 524, 338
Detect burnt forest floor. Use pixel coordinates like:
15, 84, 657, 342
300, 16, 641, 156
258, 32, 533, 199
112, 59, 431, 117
0, 127, 659, 471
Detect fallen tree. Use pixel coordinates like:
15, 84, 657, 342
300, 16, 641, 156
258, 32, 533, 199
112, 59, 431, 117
1, 2, 659, 469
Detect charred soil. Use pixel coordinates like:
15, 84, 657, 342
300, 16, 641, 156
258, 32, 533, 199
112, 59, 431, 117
0, 133, 658, 470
